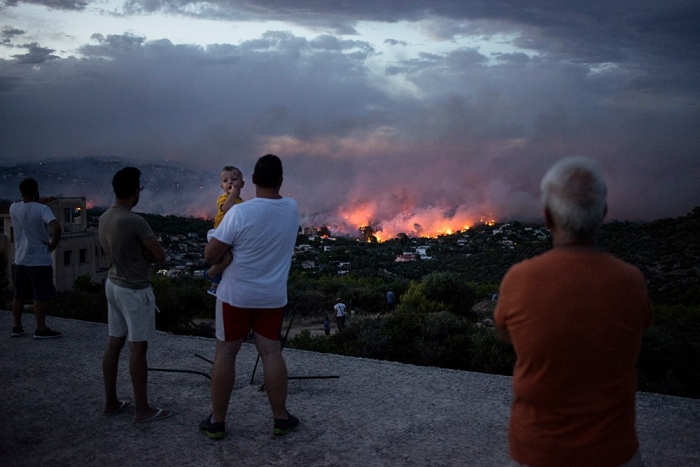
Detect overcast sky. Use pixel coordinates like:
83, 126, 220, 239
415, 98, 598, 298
1, 0, 699, 237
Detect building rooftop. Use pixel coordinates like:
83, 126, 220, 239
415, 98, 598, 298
1, 310, 699, 466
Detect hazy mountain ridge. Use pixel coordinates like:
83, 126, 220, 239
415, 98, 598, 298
0, 157, 220, 218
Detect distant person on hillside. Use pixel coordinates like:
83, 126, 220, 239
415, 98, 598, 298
494, 157, 652, 467
9, 178, 62, 339
99, 167, 172, 423
203, 166, 245, 296
324, 317, 331, 337
386, 289, 396, 312
334, 298, 347, 331
199, 154, 300, 440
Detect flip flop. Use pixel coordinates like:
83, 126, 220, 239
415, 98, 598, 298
103, 400, 132, 416
134, 408, 173, 423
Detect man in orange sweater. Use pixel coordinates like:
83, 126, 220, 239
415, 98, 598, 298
494, 157, 652, 467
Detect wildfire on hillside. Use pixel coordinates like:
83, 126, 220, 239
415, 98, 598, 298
190, 209, 212, 220
339, 201, 497, 241
178, 194, 498, 241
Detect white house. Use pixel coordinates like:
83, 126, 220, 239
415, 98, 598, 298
415, 246, 433, 260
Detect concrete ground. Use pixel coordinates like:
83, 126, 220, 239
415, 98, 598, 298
1, 310, 699, 466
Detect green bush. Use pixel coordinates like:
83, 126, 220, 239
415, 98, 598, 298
152, 275, 214, 335
472, 282, 500, 301
52, 289, 108, 323
397, 282, 444, 314
395, 273, 477, 317
73, 274, 103, 293
636, 305, 700, 398
420, 272, 477, 316
287, 283, 327, 316
468, 327, 516, 375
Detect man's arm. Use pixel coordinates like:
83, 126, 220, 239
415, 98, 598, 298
47, 219, 62, 252
142, 235, 166, 263
204, 237, 230, 264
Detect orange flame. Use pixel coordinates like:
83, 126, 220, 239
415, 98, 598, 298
190, 210, 212, 220
338, 203, 495, 241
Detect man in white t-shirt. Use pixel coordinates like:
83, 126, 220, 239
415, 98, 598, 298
334, 298, 347, 331
200, 154, 300, 440
9, 178, 63, 339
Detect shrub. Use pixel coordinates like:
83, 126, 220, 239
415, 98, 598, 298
287, 285, 326, 317
289, 310, 515, 375
637, 305, 700, 398
73, 274, 102, 293
52, 289, 108, 323
472, 282, 500, 301
152, 275, 214, 335
396, 282, 444, 314
468, 327, 516, 375
420, 272, 477, 316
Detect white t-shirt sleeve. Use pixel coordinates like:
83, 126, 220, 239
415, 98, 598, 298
41, 205, 57, 224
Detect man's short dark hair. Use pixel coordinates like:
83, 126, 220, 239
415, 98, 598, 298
253, 154, 283, 188
19, 178, 38, 197
112, 167, 141, 199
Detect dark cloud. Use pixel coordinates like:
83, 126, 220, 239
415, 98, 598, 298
1, 27, 26, 45
0, 2, 698, 231
11, 43, 60, 63
110, 1, 700, 62
493, 52, 531, 63
87, 33, 147, 53
4, 0, 88, 10
384, 39, 407, 46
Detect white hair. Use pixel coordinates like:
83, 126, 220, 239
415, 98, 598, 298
540, 157, 607, 238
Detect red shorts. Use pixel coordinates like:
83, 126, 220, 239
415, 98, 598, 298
215, 300, 284, 341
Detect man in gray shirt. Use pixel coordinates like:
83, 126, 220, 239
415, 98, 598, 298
98, 167, 172, 422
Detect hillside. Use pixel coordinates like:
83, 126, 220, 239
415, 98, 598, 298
285, 207, 700, 306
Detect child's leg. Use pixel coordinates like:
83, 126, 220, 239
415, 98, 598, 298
207, 248, 232, 278
205, 249, 232, 296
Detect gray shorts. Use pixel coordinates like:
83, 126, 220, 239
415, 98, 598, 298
106, 279, 156, 342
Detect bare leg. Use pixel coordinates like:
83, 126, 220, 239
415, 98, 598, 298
129, 341, 150, 415
208, 248, 233, 278
103, 336, 126, 413
12, 298, 24, 328
130, 341, 168, 420
210, 339, 243, 422
32, 300, 48, 331
254, 333, 289, 420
